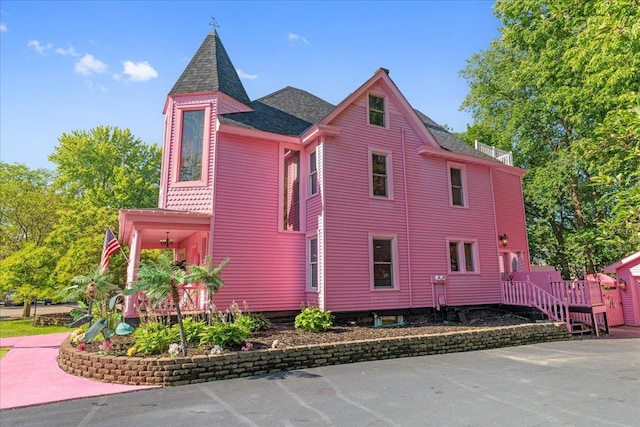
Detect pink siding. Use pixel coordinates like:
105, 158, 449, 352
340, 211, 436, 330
492, 169, 529, 269
610, 261, 640, 327
210, 134, 306, 312
321, 87, 505, 312
163, 94, 216, 213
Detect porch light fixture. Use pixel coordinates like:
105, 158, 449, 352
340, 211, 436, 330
499, 234, 509, 247
160, 232, 173, 248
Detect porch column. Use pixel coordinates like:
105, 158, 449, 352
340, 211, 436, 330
123, 228, 142, 319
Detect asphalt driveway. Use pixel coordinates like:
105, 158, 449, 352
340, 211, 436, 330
2, 336, 639, 426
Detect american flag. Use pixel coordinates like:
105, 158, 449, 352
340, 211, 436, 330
99, 228, 121, 274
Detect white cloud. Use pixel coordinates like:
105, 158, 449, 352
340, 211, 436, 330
27, 40, 52, 54
121, 60, 158, 82
0, 23, 7, 32
288, 32, 309, 45
74, 54, 107, 75
237, 69, 258, 80
55, 46, 80, 57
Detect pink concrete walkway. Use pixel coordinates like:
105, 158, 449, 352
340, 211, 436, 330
0, 333, 158, 410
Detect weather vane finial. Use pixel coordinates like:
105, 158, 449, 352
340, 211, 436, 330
209, 17, 219, 33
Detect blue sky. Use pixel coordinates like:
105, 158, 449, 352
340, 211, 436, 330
0, 1, 500, 170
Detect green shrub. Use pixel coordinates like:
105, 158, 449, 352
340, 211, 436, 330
199, 322, 249, 349
174, 317, 208, 343
294, 306, 333, 332
133, 322, 178, 355
234, 312, 270, 332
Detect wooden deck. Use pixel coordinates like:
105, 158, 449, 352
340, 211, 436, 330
501, 279, 608, 335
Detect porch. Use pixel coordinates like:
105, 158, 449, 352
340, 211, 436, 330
501, 274, 616, 335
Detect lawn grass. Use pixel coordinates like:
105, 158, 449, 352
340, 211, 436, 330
0, 347, 10, 359
0, 319, 70, 338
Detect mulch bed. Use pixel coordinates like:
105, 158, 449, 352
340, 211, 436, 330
83, 308, 533, 356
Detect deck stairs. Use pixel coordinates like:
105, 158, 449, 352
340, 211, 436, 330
502, 278, 608, 335
501, 280, 572, 332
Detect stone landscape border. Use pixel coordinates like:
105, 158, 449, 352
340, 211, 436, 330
57, 322, 570, 386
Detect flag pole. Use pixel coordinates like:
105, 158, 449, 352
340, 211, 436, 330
108, 226, 130, 263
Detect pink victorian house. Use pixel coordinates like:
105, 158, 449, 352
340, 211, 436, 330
119, 30, 530, 320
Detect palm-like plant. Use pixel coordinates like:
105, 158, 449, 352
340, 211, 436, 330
127, 253, 228, 355
60, 268, 123, 336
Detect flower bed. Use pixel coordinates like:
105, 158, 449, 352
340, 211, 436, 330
57, 322, 571, 386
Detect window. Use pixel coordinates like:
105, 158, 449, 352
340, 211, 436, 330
372, 153, 388, 198
179, 110, 205, 182
309, 150, 318, 196
309, 237, 318, 289
373, 238, 394, 288
283, 149, 300, 231
450, 167, 464, 206
449, 240, 477, 273
368, 94, 385, 127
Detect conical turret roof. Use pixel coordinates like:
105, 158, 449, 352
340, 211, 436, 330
169, 30, 251, 106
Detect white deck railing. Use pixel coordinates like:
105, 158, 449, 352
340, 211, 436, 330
475, 140, 513, 166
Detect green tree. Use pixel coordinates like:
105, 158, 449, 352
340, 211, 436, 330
0, 243, 57, 317
127, 254, 228, 355
0, 163, 60, 260
45, 200, 125, 288
49, 126, 161, 209
460, 0, 639, 277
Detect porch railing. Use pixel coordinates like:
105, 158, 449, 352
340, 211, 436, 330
549, 280, 605, 307
137, 284, 207, 314
501, 280, 571, 330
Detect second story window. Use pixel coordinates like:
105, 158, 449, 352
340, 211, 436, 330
309, 150, 318, 196
449, 166, 465, 207
179, 110, 205, 182
368, 94, 385, 127
283, 149, 300, 231
372, 153, 388, 197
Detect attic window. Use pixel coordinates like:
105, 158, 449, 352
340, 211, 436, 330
368, 94, 385, 127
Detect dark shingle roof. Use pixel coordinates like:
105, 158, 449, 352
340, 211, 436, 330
413, 110, 494, 160
170, 31, 251, 106
219, 87, 335, 136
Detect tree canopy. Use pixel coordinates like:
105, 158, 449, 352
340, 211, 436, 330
460, 0, 639, 277
0, 126, 161, 306
0, 163, 60, 260
49, 125, 161, 209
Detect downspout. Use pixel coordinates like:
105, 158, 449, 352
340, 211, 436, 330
209, 115, 220, 260
401, 128, 413, 307
490, 168, 501, 273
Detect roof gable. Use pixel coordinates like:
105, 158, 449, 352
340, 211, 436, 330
219, 86, 334, 137
317, 68, 441, 148
170, 31, 251, 106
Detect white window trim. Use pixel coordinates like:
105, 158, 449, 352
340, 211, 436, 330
308, 149, 318, 197
369, 233, 400, 290
278, 144, 305, 234
447, 161, 468, 208
172, 104, 212, 187
447, 238, 480, 274
367, 93, 389, 129
368, 147, 394, 200
308, 236, 318, 290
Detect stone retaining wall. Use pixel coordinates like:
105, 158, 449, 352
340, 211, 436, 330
57, 323, 570, 386
33, 313, 73, 326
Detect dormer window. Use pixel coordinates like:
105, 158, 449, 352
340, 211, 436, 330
179, 110, 205, 182
368, 94, 385, 127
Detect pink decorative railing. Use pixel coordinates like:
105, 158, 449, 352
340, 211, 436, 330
549, 280, 604, 307
501, 280, 571, 330
138, 284, 206, 314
